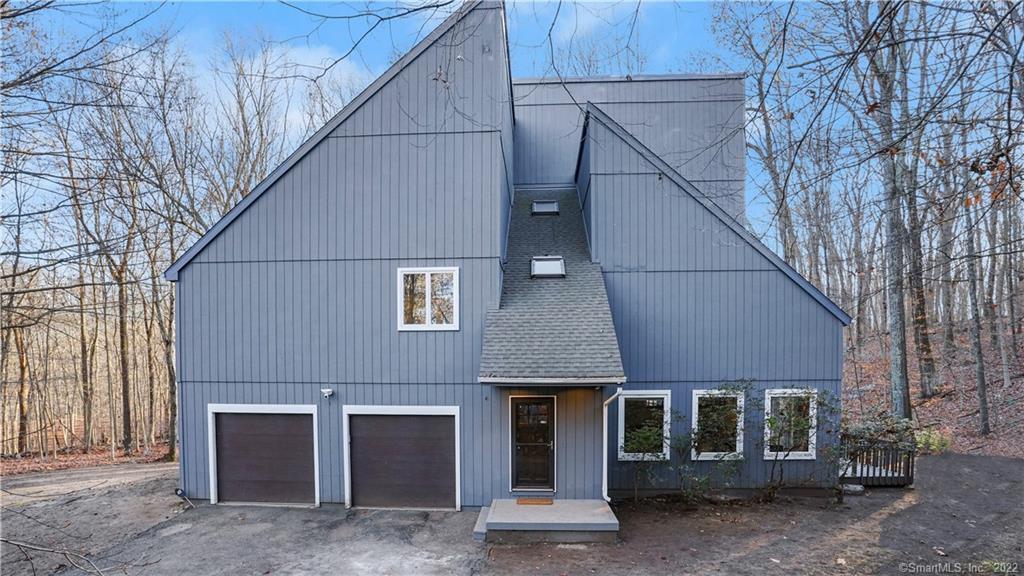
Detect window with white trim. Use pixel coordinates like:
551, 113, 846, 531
397, 267, 459, 331
618, 391, 671, 461
763, 389, 817, 460
691, 390, 744, 461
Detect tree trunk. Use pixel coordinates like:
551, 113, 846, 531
983, 206, 1000, 351
938, 214, 956, 361
964, 197, 991, 435
15, 328, 32, 455
151, 246, 177, 461
885, 174, 911, 419
79, 287, 94, 452
905, 187, 936, 398
116, 270, 134, 453
102, 284, 117, 458
1002, 200, 1020, 363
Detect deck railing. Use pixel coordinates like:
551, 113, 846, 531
840, 434, 915, 487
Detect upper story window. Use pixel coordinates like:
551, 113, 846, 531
531, 200, 559, 215
531, 256, 565, 278
763, 389, 817, 460
691, 389, 744, 461
618, 390, 671, 461
397, 267, 459, 331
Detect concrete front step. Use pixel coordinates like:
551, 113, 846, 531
477, 499, 619, 543
473, 506, 490, 542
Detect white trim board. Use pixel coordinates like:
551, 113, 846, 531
508, 395, 558, 493
691, 389, 744, 461
206, 403, 320, 507
617, 390, 672, 461
342, 405, 461, 511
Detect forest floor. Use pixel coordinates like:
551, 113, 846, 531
1, 452, 1021, 575
844, 335, 1024, 459
0, 443, 171, 477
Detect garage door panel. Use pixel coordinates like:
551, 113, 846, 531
217, 479, 314, 504
215, 413, 315, 504
217, 433, 315, 465
217, 413, 313, 436
350, 414, 456, 509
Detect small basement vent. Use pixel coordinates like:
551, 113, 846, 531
531, 256, 566, 278
531, 200, 559, 215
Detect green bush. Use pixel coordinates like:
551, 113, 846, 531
915, 429, 952, 454
843, 411, 916, 451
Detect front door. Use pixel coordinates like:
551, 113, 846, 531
512, 397, 555, 491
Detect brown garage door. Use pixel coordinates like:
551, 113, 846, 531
349, 414, 456, 508
215, 413, 315, 504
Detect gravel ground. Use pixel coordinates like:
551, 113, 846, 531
1, 453, 1020, 575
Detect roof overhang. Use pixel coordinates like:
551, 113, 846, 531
479, 376, 627, 386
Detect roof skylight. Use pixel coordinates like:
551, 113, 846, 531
531, 200, 559, 215
531, 256, 566, 278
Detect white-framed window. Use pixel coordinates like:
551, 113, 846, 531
617, 390, 671, 461
397, 267, 459, 331
691, 389, 744, 461
763, 389, 817, 460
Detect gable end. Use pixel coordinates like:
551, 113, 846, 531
164, 1, 500, 281
583, 103, 851, 326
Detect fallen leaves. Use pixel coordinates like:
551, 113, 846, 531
0, 443, 170, 476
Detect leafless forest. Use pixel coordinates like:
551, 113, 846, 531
1, 1, 1022, 464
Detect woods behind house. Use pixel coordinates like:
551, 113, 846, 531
1, 1, 1021, 461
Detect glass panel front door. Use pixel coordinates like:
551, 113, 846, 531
512, 397, 555, 490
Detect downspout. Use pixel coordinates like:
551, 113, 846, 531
602, 387, 623, 502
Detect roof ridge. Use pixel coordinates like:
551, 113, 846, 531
513, 73, 746, 85
584, 103, 852, 326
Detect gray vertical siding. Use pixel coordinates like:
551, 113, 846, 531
512, 75, 746, 222
178, 382, 601, 505
177, 259, 500, 385
175, 3, 522, 504
578, 112, 845, 490
175, 0, 844, 502
606, 381, 843, 492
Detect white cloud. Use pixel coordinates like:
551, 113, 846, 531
555, 2, 642, 43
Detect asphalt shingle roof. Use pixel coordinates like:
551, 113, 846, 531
478, 188, 626, 383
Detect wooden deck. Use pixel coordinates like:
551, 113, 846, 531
840, 436, 916, 487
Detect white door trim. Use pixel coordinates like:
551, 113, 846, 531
508, 395, 558, 493
207, 403, 320, 507
342, 405, 461, 511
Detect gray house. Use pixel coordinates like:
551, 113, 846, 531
165, 0, 849, 528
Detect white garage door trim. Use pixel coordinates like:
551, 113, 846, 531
342, 405, 461, 511
207, 403, 320, 507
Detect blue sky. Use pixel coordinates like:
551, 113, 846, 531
131, 1, 770, 238
36, 2, 776, 240
136, 2, 734, 80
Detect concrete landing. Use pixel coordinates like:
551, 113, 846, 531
478, 499, 619, 543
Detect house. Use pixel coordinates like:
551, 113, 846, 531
164, 1, 850, 534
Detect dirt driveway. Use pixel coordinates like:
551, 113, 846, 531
1, 453, 1021, 575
